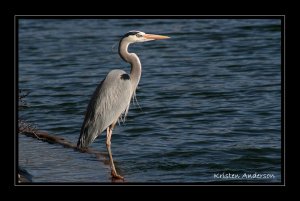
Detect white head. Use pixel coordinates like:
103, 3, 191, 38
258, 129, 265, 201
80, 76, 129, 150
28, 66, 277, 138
121, 30, 170, 43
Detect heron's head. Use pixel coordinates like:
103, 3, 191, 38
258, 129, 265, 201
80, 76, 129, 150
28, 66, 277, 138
121, 31, 170, 43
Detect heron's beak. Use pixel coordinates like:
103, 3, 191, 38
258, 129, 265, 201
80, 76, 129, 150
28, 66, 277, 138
144, 34, 170, 40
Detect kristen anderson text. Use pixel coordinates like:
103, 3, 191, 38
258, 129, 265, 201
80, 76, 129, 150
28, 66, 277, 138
214, 172, 275, 180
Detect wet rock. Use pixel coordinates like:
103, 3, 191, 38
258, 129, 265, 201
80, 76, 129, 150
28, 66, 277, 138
18, 166, 32, 183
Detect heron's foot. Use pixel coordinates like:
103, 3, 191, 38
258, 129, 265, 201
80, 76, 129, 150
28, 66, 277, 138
111, 171, 124, 180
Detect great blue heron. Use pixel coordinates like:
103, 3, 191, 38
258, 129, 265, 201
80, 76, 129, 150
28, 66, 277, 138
77, 31, 170, 179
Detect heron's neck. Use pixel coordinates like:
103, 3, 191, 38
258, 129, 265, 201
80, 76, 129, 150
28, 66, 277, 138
119, 40, 142, 92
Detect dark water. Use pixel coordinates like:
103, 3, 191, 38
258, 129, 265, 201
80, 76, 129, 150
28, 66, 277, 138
18, 19, 281, 183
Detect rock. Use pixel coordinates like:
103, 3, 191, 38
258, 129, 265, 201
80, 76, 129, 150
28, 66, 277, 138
18, 166, 32, 183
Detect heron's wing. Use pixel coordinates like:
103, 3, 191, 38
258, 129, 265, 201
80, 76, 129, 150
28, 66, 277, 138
78, 69, 133, 148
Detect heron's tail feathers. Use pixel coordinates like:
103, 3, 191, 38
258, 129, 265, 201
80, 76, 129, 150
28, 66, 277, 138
77, 138, 88, 149
77, 127, 98, 149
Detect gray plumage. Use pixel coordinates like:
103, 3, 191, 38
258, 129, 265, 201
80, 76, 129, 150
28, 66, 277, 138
77, 70, 132, 148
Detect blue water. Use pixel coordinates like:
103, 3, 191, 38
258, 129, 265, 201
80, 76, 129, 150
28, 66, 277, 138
18, 19, 281, 183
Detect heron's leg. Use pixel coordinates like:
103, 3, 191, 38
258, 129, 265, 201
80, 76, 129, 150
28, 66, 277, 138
106, 123, 124, 180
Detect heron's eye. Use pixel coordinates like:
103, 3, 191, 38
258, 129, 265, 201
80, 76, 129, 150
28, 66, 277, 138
136, 33, 142, 38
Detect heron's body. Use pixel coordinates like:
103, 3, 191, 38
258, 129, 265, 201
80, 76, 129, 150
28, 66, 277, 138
78, 70, 133, 148
77, 31, 169, 180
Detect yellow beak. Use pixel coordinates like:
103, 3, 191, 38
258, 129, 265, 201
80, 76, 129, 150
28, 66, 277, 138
143, 34, 170, 40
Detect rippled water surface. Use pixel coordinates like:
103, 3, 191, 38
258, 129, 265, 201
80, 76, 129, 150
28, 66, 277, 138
18, 19, 281, 183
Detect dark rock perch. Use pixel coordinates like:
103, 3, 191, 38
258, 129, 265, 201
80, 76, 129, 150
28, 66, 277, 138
18, 166, 32, 183
20, 128, 106, 157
